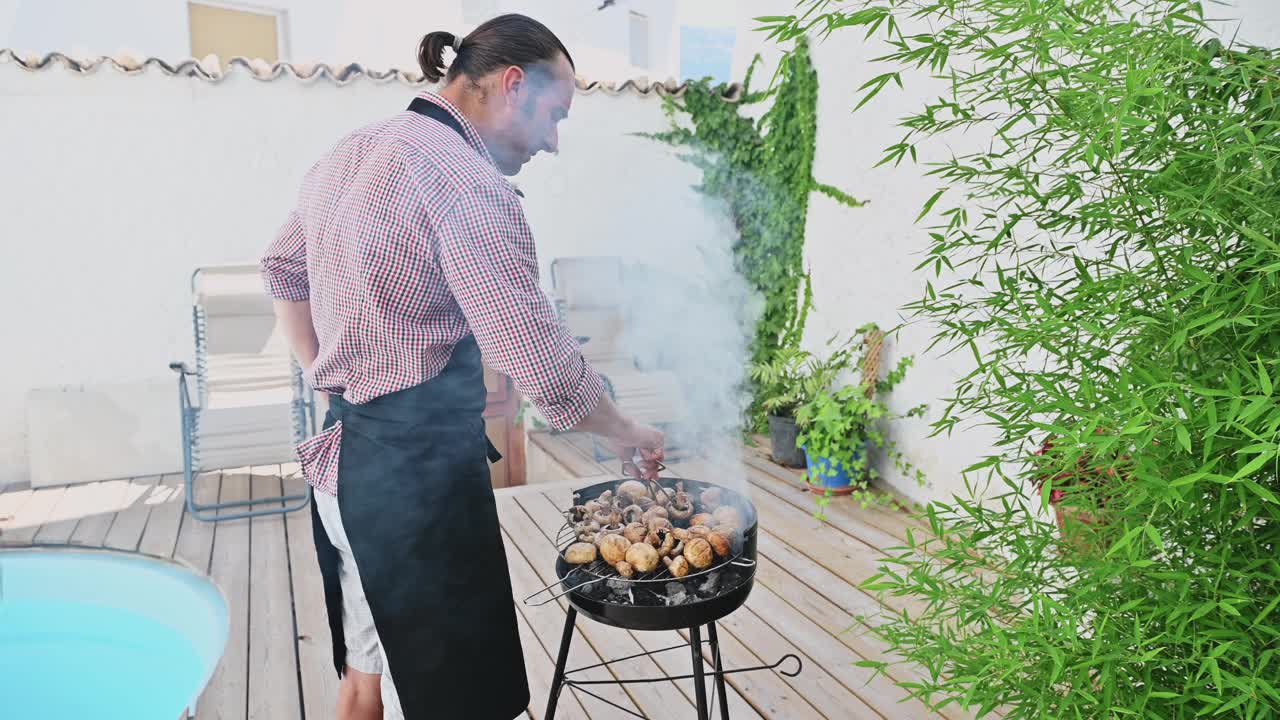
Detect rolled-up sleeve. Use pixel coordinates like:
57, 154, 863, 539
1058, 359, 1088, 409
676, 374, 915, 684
261, 210, 310, 301
437, 183, 605, 431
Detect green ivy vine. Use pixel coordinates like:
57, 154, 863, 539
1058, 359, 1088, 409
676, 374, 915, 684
640, 37, 864, 428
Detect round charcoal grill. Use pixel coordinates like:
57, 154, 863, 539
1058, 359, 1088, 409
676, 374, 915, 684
554, 477, 757, 630
525, 476, 800, 720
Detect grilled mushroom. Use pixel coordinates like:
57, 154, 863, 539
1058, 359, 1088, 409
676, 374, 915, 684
668, 482, 694, 523
622, 522, 648, 544
706, 531, 731, 559
655, 528, 676, 558
712, 506, 743, 529
596, 490, 614, 506
671, 527, 690, 542
711, 524, 739, 538
663, 554, 690, 578
642, 505, 669, 527
635, 496, 656, 511
622, 504, 645, 525
565, 542, 597, 564
690, 513, 715, 527
598, 521, 626, 538
618, 480, 649, 502
686, 525, 713, 539
597, 534, 631, 565
615, 561, 635, 579
648, 479, 673, 506
700, 487, 723, 512
625, 542, 660, 573
575, 520, 601, 543
683, 538, 714, 570
647, 516, 673, 534
567, 505, 591, 524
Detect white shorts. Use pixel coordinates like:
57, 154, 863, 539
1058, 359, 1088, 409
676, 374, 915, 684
314, 490, 404, 719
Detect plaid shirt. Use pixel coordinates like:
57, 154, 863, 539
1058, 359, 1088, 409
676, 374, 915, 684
261, 92, 604, 496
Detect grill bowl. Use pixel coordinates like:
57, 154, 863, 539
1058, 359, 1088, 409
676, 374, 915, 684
554, 477, 758, 631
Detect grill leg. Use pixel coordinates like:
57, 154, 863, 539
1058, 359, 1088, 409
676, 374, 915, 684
545, 607, 577, 720
689, 625, 709, 720
707, 623, 730, 720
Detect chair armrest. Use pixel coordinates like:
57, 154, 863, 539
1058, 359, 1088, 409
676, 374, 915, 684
169, 361, 194, 375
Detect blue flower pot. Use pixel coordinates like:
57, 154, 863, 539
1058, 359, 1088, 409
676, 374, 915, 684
801, 443, 869, 495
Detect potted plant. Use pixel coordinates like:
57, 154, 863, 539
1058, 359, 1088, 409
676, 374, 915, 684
749, 337, 857, 467
1028, 427, 1134, 554
794, 326, 926, 512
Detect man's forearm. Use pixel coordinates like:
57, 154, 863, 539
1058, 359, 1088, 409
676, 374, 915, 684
273, 298, 320, 370
571, 393, 633, 440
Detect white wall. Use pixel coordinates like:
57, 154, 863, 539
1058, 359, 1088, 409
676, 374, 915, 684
332, 0, 681, 86
0, 0, 342, 63
0, 58, 721, 489
3, 0, 1278, 499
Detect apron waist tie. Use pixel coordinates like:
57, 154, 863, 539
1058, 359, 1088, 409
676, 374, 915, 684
295, 395, 503, 494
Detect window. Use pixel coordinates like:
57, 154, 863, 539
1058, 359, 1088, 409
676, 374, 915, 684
679, 26, 734, 84
188, 2, 285, 66
628, 11, 649, 69
463, 0, 499, 25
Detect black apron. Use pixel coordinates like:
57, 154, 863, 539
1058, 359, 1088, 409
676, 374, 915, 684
308, 98, 530, 720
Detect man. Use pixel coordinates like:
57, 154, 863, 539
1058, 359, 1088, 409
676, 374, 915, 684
260, 14, 664, 720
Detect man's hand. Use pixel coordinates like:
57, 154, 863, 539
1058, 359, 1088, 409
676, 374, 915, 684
569, 394, 664, 479
610, 421, 664, 481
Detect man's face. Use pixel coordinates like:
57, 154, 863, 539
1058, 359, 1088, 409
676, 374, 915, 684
487, 55, 575, 176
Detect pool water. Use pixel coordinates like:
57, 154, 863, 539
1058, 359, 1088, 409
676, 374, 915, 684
0, 549, 228, 720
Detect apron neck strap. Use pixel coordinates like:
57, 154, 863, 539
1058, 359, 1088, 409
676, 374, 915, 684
408, 96, 468, 142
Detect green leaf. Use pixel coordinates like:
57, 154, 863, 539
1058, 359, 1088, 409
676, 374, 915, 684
1259, 358, 1274, 396
1106, 524, 1145, 558
916, 189, 945, 223
1241, 479, 1279, 504
1175, 424, 1192, 453
1232, 453, 1272, 481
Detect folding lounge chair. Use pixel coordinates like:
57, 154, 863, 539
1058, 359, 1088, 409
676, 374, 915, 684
168, 264, 313, 521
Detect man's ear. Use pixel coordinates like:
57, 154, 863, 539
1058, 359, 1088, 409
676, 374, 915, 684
499, 65, 526, 105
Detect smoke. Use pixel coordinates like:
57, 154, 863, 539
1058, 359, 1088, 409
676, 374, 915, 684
612, 195, 762, 486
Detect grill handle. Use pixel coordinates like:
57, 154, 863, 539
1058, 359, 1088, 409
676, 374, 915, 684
523, 575, 598, 607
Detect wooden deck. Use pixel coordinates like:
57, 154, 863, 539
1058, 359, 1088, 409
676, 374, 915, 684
0, 437, 967, 720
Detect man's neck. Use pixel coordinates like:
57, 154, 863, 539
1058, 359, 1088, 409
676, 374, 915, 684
439, 84, 493, 139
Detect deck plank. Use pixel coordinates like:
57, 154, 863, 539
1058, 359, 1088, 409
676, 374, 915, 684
33, 482, 102, 544
103, 476, 161, 551
743, 438, 929, 530
741, 453, 916, 550
139, 475, 186, 559
715, 601, 880, 719
3, 486, 67, 544
283, 476, 338, 720
507, 547, 593, 720
199, 469, 252, 720
497, 495, 643, 718
533, 431, 612, 479
68, 480, 128, 547
745, 582, 925, 720
673, 622, 822, 720
248, 468, 303, 720
522, 489, 764, 720
753, 549, 973, 720
174, 472, 220, 573
500, 523, 618, 719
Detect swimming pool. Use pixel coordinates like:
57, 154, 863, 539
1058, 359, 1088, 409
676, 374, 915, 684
0, 549, 228, 719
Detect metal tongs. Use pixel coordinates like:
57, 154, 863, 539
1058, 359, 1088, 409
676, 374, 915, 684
620, 448, 665, 482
